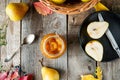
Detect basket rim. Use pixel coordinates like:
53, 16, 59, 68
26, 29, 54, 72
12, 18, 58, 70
40, 0, 100, 14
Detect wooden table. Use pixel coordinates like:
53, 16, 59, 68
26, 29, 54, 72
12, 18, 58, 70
0, 0, 120, 80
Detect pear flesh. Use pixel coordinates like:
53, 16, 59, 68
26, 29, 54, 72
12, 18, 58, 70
41, 67, 59, 80
87, 21, 109, 39
85, 40, 103, 61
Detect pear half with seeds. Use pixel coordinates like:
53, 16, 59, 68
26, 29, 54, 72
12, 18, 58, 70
85, 40, 103, 61
87, 21, 109, 39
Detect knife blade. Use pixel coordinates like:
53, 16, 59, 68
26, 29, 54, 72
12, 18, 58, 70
98, 13, 120, 57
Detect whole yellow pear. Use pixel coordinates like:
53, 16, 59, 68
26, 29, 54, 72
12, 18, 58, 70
81, 0, 90, 2
51, 0, 66, 4
41, 67, 59, 80
6, 3, 29, 21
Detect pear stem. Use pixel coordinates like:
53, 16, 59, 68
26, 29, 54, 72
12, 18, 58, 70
39, 58, 44, 67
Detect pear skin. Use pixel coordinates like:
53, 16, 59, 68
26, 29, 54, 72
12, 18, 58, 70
41, 67, 59, 80
6, 3, 29, 21
51, 0, 66, 4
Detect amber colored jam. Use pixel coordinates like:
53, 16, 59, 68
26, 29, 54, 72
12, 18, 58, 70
45, 38, 62, 54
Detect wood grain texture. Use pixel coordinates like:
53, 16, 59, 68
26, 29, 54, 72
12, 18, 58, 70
0, 0, 120, 80
21, 1, 43, 79
68, 9, 96, 80
21, 0, 67, 79
41, 14, 67, 80
0, 0, 20, 70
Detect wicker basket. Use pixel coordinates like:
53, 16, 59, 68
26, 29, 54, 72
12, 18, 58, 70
41, 0, 100, 14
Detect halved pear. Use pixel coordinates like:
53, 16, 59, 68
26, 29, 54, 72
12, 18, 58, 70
85, 40, 103, 61
87, 21, 109, 39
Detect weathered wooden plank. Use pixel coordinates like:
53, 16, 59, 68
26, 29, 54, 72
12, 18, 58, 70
68, 9, 96, 80
41, 14, 67, 80
21, 1, 67, 80
21, 2, 43, 79
100, 0, 120, 80
0, 0, 20, 70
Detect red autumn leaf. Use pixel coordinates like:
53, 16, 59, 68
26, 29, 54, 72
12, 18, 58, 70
4, 77, 10, 80
19, 76, 27, 80
26, 74, 33, 80
0, 72, 8, 80
33, 2, 53, 15
11, 70, 19, 80
19, 74, 33, 80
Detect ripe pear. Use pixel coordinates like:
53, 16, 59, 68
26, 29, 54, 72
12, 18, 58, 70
6, 3, 29, 21
87, 21, 109, 39
85, 40, 103, 61
51, 0, 66, 4
81, 0, 90, 2
41, 67, 59, 80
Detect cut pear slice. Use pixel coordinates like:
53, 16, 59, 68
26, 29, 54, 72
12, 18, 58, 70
87, 21, 109, 39
85, 40, 103, 61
